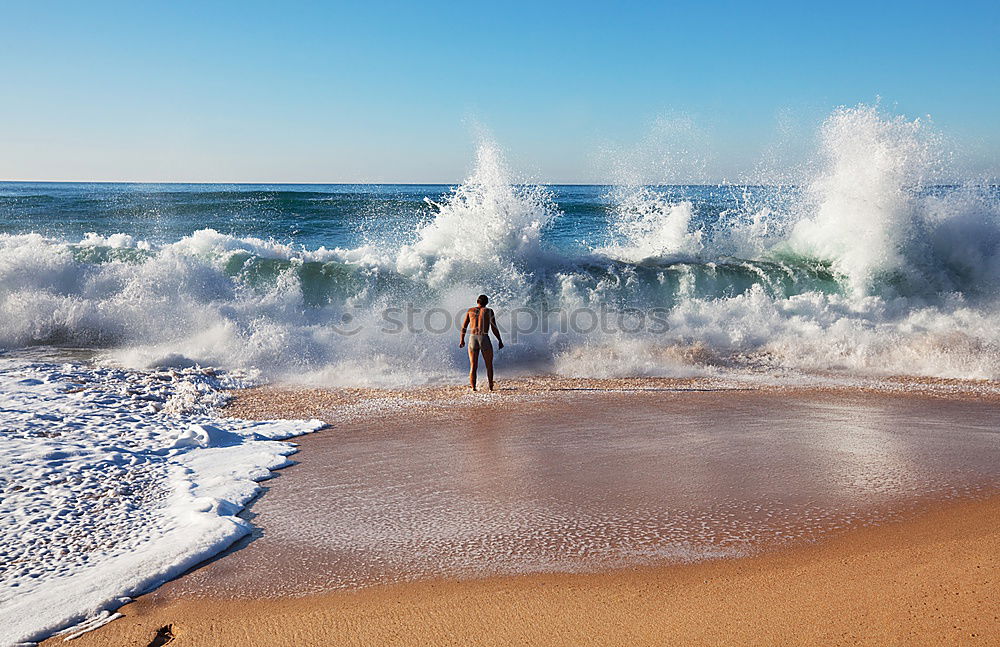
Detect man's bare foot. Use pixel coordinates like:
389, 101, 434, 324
489, 382, 495, 391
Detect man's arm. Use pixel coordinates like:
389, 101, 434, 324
490, 309, 504, 349
459, 311, 469, 348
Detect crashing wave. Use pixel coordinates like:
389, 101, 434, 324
1, 105, 999, 383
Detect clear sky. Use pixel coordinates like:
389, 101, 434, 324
1, 0, 997, 183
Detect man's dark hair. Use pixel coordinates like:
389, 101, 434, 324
477, 294, 489, 306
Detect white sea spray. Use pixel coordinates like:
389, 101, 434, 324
0, 358, 323, 645
0, 106, 998, 385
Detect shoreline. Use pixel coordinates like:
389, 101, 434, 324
43, 379, 1000, 645
221, 373, 1000, 427
51, 493, 1000, 645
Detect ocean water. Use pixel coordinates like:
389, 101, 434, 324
3, 105, 999, 385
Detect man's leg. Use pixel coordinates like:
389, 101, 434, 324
482, 345, 494, 390
468, 347, 479, 390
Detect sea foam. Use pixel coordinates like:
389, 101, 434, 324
0, 105, 999, 386
0, 358, 323, 645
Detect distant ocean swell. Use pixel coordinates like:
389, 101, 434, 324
2, 105, 1000, 384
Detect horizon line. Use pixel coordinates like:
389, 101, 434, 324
2, 179, 996, 188
0, 179, 768, 187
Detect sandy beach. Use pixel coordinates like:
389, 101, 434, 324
45, 381, 1000, 646
48, 493, 1000, 646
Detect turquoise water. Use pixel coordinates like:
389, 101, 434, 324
0, 181, 790, 254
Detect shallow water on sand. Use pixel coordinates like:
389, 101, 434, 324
166, 390, 1000, 597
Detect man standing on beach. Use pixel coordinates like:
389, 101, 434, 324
459, 294, 504, 391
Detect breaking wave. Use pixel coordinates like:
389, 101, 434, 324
2, 106, 999, 384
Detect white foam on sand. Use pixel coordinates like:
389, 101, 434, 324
0, 357, 324, 646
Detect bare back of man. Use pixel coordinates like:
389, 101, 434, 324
459, 294, 504, 391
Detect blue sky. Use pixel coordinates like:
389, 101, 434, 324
1, 0, 997, 183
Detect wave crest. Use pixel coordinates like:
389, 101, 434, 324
2, 106, 1000, 383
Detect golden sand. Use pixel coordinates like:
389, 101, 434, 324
43, 380, 1000, 646
51, 495, 1000, 646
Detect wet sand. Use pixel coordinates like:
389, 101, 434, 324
50, 381, 1000, 644
53, 495, 1000, 646
162, 386, 1000, 596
